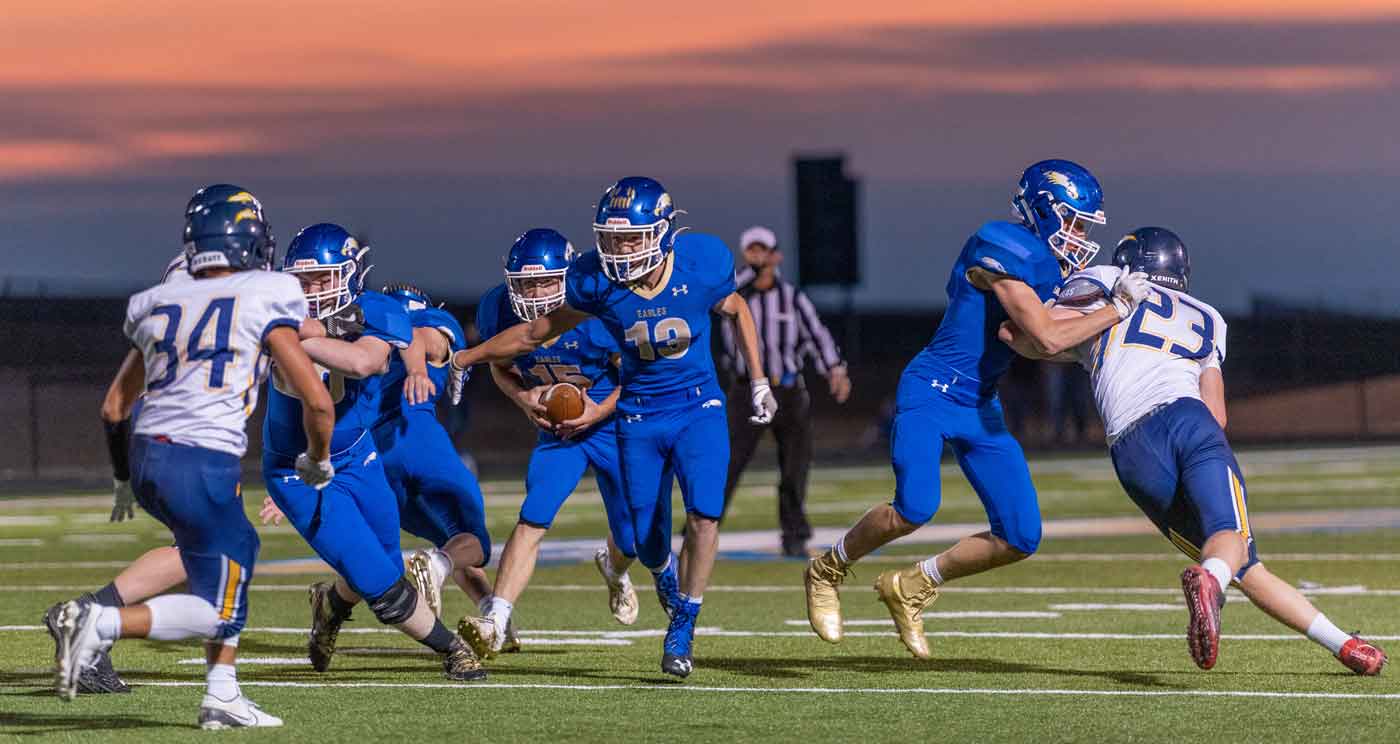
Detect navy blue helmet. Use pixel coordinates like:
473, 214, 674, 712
185, 184, 263, 219
1012, 159, 1106, 274
1113, 227, 1190, 292
181, 201, 274, 274
505, 228, 575, 321
592, 176, 681, 282
282, 223, 371, 319
382, 282, 434, 311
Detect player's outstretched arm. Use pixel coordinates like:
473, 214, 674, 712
715, 292, 777, 424
988, 272, 1146, 357
447, 304, 590, 404
301, 335, 392, 379
267, 327, 334, 459
1199, 367, 1228, 429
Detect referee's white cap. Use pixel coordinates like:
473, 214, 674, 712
739, 226, 777, 250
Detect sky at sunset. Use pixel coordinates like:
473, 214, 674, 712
3, 2, 1399, 314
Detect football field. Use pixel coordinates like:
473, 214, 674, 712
2, 445, 1398, 742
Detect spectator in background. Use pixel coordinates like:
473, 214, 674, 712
1044, 361, 1093, 445
718, 226, 851, 558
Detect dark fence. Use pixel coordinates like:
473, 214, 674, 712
3, 297, 1398, 487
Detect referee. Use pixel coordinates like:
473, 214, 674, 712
718, 226, 851, 558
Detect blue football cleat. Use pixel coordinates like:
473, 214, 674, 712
653, 560, 681, 620
661, 600, 700, 679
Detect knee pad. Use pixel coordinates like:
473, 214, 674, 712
367, 578, 419, 626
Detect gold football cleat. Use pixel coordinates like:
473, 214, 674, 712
456, 615, 500, 660
874, 564, 939, 659
406, 551, 441, 618
804, 548, 850, 643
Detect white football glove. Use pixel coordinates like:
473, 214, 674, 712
1111, 271, 1152, 319
109, 479, 136, 523
448, 354, 472, 406
749, 378, 779, 425
295, 453, 335, 490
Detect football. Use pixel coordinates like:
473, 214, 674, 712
542, 382, 585, 425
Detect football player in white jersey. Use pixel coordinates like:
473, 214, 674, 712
45, 184, 271, 696
1002, 227, 1386, 676
52, 201, 337, 728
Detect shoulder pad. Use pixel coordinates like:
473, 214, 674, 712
565, 251, 610, 313
1059, 266, 1120, 306
475, 283, 512, 341
968, 222, 1047, 282
410, 307, 466, 351
355, 292, 413, 348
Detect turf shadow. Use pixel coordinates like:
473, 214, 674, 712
0, 710, 186, 735
699, 654, 1178, 688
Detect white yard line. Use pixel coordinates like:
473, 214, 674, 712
1048, 603, 1182, 612
131, 680, 1400, 700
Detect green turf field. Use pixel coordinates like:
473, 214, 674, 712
2, 445, 1398, 742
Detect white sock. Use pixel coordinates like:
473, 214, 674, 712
477, 594, 495, 616
487, 597, 513, 629
919, 556, 944, 586
206, 663, 239, 700
833, 538, 850, 565
146, 594, 220, 641
95, 606, 122, 641
429, 549, 453, 581
686, 594, 703, 605
1307, 613, 1351, 654
1201, 558, 1233, 593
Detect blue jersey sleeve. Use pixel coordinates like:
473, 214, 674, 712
565, 252, 609, 315
355, 292, 412, 349
410, 307, 466, 353
967, 222, 1042, 285
677, 233, 738, 307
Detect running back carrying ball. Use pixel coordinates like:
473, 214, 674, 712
542, 382, 585, 425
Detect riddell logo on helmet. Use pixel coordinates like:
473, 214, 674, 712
521, 264, 545, 272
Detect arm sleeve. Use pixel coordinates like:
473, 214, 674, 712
261, 276, 308, 343
412, 308, 467, 353
793, 288, 843, 374
358, 293, 412, 349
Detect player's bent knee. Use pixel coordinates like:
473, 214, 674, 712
367, 578, 420, 626
890, 500, 934, 529
1004, 530, 1041, 557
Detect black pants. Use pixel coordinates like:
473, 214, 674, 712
722, 381, 813, 546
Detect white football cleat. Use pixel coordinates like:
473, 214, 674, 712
407, 550, 446, 618
54, 600, 109, 702
594, 547, 639, 626
198, 694, 284, 729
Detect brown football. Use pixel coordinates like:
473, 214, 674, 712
542, 382, 586, 425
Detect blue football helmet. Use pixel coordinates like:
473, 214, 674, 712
1114, 227, 1190, 292
505, 228, 575, 321
182, 201, 274, 274
1012, 159, 1106, 274
382, 282, 435, 312
185, 183, 263, 219
592, 176, 682, 282
282, 223, 371, 319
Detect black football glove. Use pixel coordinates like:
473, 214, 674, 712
325, 304, 366, 339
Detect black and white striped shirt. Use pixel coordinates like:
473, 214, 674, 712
720, 267, 844, 385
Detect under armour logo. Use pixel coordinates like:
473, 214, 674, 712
702, 399, 722, 409
363, 451, 378, 467
930, 379, 950, 393
672, 285, 688, 296
564, 341, 579, 349
625, 414, 643, 423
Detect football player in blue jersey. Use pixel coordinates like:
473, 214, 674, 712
367, 282, 494, 620
457, 229, 643, 659
803, 159, 1154, 659
448, 179, 774, 678
263, 223, 485, 681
